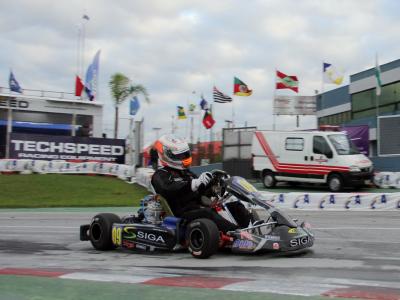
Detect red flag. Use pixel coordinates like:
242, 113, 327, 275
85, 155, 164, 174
75, 75, 84, 96
276, 70, 299, 93
202, 109, 215, 129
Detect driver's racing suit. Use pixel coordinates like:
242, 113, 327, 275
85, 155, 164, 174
151, 166, 251, 232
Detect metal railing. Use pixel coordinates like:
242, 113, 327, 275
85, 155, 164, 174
0, 86, 81, 100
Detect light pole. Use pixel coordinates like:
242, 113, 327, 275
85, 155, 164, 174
152, 127, 161, 140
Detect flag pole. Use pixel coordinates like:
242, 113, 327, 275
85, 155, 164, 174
273, 69, 277, 131
231, 98, 235, 127
375, 53, 381, 118
5, 87, 12, 158
76, 26, 81, 82
171, 115, 175, 134
321, 61, 325, 128
129, 116, 135, 165
210, 104, 213, 143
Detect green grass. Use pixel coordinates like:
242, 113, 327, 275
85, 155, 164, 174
0, 174, 149, 208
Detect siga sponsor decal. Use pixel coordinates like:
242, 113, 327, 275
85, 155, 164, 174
123, 227, 137, 240
290, 236, 310, 247
137, 231, 166, 244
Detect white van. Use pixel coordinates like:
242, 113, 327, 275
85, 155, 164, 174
252, 130, 373, 192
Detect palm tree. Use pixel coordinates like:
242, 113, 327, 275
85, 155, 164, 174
109, 73, 149, 138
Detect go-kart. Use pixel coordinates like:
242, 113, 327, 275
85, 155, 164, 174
80, 170, 314, 258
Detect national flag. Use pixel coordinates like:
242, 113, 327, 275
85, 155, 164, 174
75, 75, 84, 96
276, 70, 299, 93
177, 106, 187, 119
202, 109, 215, 129
375, 54, 382, 96
323, 63, 344, 85
85, 50, 101, 101
200, 94, 208, 110
83, 14, 90, 21
213, 86, 232, 103
130, 96, 140, 116
9, 70, 22, 93
233, 77, 252, 96
188, 103, 199, 115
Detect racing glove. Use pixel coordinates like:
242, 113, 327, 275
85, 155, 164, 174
191, 172, 212, 192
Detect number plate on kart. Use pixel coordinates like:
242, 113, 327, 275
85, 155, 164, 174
232, 239, 256, 250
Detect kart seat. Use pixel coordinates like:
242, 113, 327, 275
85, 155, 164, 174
158, 195, 175, 217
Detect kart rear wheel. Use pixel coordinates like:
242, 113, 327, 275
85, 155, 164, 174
89, 213, 121, 250
186, 218, 219, 259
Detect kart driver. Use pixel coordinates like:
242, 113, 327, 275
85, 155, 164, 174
151, 134, 251, 233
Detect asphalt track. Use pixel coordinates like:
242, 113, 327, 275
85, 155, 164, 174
0, 208, 399, 300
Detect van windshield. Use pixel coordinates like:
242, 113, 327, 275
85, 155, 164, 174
328, 134, 360, 155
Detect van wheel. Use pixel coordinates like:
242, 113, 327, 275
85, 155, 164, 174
328, 174, 343, 192
263, 171, 276, 188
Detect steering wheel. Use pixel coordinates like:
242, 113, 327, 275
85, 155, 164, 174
202, 169, 229, 201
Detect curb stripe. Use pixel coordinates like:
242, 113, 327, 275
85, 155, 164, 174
322, 287, 400, 300
143, 276, 251, 289
0, 268, 68, 277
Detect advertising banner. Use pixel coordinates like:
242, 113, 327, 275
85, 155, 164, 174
273, 95, 316, 115
9, 133, 125, 163
341, 125, 369, 156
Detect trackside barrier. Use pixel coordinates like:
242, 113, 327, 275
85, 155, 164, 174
134, 167, 155, 190
373, 172, 400, 189
0, 159, 135, 182
133, 167, 400, 210
258, 191, 400, 210
2, 161, 399, 210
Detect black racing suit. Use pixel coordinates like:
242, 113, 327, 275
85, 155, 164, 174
151, 166, 251, 232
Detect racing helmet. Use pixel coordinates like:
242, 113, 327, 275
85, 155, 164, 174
154, 135, 192, 170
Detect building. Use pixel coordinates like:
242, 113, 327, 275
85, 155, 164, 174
0, 87, 103, 158
317, 58, 400, 171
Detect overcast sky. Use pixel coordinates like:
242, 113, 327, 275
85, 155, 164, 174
1, 0, 400, 145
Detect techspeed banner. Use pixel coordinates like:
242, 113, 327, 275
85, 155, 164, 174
9, 133, 125, 163
274, 95, 316, 115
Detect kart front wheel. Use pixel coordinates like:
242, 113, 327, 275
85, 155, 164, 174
186, 218, 219, 259
89, 213, 121, 250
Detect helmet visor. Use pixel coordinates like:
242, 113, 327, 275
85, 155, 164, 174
165, 149, 191, 161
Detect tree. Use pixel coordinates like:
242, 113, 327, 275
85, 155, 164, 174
109, 73, 149, 138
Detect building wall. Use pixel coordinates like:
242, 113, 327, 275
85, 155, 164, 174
0, 94, 103, 137
317, 59, 400, 171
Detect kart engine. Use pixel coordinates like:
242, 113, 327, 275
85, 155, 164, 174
140, 195, 164, 224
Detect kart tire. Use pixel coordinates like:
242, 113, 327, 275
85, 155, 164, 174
89, 213, 121, 251
328, 174, 343, 192
186, 218, 219, 259
263, 171, 276, 188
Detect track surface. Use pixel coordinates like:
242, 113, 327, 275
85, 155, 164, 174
0, 208, 399, 298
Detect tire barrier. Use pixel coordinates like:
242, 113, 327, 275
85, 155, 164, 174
259, 191, 400, 210
373, 172, 400, 189
133, 167, 400, 210
0, 159, 135, 182
2, 160, 399, 210
134, 167, 155, 190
